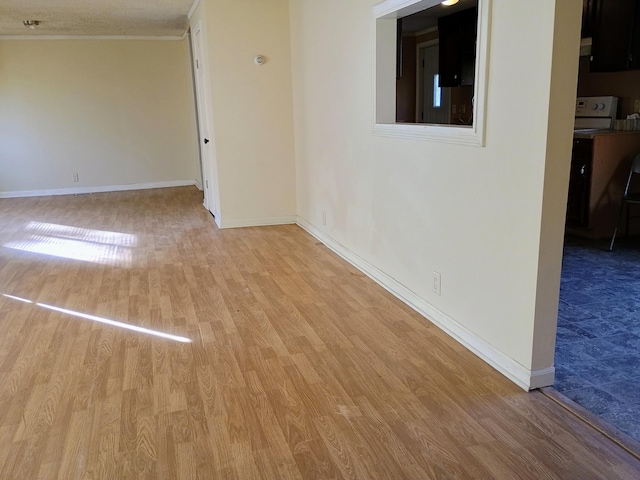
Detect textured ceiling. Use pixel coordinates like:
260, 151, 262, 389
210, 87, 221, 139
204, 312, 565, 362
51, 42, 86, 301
0, 0, 194, 37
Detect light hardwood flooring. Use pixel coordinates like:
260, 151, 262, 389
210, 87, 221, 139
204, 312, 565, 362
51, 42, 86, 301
0, 186, 638, 479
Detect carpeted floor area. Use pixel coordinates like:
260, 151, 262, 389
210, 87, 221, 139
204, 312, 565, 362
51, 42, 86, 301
556, 236, 640, 443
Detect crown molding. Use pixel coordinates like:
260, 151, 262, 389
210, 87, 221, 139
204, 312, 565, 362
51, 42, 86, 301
188, 0, 203, 20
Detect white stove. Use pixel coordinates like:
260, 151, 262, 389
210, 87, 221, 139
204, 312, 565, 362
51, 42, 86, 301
574, 96, 618, 131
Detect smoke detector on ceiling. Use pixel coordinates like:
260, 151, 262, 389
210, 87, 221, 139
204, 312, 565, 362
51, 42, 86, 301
23, 20, 41, 29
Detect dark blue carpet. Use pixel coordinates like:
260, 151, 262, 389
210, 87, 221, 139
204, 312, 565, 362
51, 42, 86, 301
556, 237, 640, 443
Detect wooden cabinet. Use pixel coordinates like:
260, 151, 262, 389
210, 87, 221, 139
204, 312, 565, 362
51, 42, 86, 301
566, 133, 640, 239
567, 139, 593, 228
590, 0, 640, 71
438, 8, 477, 88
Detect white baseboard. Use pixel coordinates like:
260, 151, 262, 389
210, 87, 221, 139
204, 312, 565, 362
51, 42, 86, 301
529, 367, 556, 390
296, 216, 552, 392
194, 179, 203, 191
219, 215, 297, 229
0, 180, 198, 199
200, 204, 223, 229
0, 35, 184, 41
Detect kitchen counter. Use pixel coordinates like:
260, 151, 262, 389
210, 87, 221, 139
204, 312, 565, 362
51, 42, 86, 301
573, 129, 640, 139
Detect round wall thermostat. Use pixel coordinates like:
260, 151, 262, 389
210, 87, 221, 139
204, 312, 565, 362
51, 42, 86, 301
254, 55, 265, 65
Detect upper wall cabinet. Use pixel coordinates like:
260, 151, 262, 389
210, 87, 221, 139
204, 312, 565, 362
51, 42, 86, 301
590, 0, 640, 71
438, 8, 478, 88
581, 0, 596, 38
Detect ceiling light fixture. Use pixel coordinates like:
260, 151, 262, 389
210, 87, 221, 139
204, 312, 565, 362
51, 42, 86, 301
441, 0, 460, 5
23, 20, 41, 29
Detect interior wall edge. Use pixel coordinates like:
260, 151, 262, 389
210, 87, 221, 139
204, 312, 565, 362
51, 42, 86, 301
296, 216, 547, 392
0, 180, 199, 199
530, 0, 584, 371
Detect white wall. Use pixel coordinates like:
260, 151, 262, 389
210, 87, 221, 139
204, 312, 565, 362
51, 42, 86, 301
0, 39, 201, 196
289, 0, 582, 389
189, 0, 297, 227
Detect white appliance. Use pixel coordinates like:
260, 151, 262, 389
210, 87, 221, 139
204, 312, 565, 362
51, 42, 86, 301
574, 96, 618, 131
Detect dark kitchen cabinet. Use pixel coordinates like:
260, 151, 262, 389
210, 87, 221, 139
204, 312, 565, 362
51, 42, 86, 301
566, 138, 593, 228
590, 0, 640, 71
438, 8, 477, 87
582, 0, 596, 38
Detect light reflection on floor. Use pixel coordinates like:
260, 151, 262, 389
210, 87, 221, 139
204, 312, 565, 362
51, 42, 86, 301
2, 221, 136, 266
1, 293, 191, 343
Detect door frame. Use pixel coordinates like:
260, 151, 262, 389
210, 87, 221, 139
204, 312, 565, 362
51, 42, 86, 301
415, 39, 451, 125
190, 19, 221, 224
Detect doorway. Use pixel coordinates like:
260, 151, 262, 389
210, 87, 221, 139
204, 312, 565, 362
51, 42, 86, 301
554, 22, 640, 446
416, 42, 451, 124
190, 20, 220, 221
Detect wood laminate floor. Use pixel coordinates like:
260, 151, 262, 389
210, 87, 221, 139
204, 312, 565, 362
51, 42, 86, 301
0, 186, 638, 479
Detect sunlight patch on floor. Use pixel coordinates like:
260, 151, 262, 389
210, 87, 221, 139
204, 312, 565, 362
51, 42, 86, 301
3, 221, 136, 266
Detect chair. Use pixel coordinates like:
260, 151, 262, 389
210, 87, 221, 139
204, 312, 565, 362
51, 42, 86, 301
609, 153, 640, 250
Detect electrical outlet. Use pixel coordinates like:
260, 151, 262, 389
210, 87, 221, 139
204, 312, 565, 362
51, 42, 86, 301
461, 104, 466, 114
452, 104, 457, 114
433, 272, 441, 296
72, 173, 79, 182
322, 211, 327, 226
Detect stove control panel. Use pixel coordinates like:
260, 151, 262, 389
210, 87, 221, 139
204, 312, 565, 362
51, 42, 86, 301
575, 96, 618, 118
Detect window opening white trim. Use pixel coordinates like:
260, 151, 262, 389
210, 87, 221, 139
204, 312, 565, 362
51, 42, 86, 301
373, 0, 491, 146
